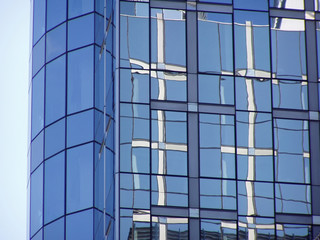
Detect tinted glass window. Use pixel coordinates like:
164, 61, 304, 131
68, 0, 94, 19
68, 14, 94, 50
238, 217, 275, 239
152, 217, 188, 240
66, 209, 93, 239
46, 23, 66, 62
31, 131, 44, 172
30, 164, 43, 236
47, 0, 66, 30
32, 69, 44, 138
201, 220, 237, 239
270, 0, 304, 9
44, 218, 65, 240
32, 37, 45, 76
33, 0, 45, 44
277, 224, 311, 239
234, 0, 268, 10
45, 119, 65, 158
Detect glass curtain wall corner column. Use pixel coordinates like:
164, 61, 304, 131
30, 0, 320, 239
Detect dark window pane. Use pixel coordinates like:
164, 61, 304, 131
67, 143, 93, 213
30, 164, 43, 236
32, 69, 44, 138
45, 119, 65, 159
66, 209, 93, 239
68, 14, 94, 50
44, 218, 64, 240
33, 0, 45, 44
31, 131, 43, 172
46, 23, 66, 62
68, 0, 93, 19
45, 55, 66, 125
67, 46, 94, 114
44, 153, 65, 223
47, 0, 66, 30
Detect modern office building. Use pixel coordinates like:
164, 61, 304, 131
29, 0, 320, 239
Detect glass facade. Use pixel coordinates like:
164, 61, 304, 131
29, 0, 320, 239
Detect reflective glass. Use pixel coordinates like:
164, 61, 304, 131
67, 110, 94, 148
277, 224, 311, 239
274, 119, 310, 183
198, 12, 233, 75
152, 217, 188, 240
151, 9, 186, 71
273, 80, 308, 110
270, 0, 304, 9
271, 18, 306, 80
200, 114, 235, 178
120, 69, 149, 103
199, 0, 231, 3
32, 69, 44, 139
234, 0, 268, 10
151, 71, 186, 101
44, 153, 65, 224
46, 23, 66, 62
68, 14, 94, 50
200, 178, 236, 210
120, 104, 149, 173
31, 131, 43, 172
32, 36, 45, 76
238, 181, 274, 217
30, 164, 43, 236
44, 218, 64, 240
238, 155, 273, 181
152, 175, 188, 207
68, 0, 94, 19
31, 230, 42, 240
276, 183, 311, 214
67, 143, 93, 213
236, 77, 271, 112
198, 74, 234, 105
45, 55, 66, 125
201, 219, 237, 240
234, 11, 270, 78
317, 22, 320, 80
67, 46, 94, 114
238, 217, 275, 240
152, 111, 187, 176
47, 0, 66, 30
66, 209, 93, 239
120, 209, 150, 240
120, 2, 149, 69
120, 173, 150, 209
45, 119, 65, 158
33, 0, 45, 44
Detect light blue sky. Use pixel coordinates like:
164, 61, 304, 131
0, 0, 30, 239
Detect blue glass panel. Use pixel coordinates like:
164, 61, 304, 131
44, 218, 64, 240
239, 217, 275, 239
44, 153, 65, 224
31, 229, 42, 240
30, 164, 43, 236
32, 37, 45, 76
33, 0, 45, 44
68, 0, 94, 19
45, 55, 66, 125
66, 209, 93, 240
234, 0, 268, 11
31, 131, 43, 172
67, 110, 94, 147
45, 119, 65, 158
277, 224, 311, 239
238, 155, 273, 181
32, 69, 44, 139
201, 220, 237, 239
68, 14, 94, 50
270, 0, 304, 10
67, 143, 93, 213
199, 0, 231, 3
47, 0, 67, 30
46, 23, 66, 62
67, 46, 94, 114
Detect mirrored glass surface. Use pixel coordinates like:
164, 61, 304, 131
45, 55, 66, 125
271, 18, 306, 80
274, 119, 310, 183
120, 2, 149, 69
198, 74, 234, 105
273, 80, 308, 110
276, 183, 311, 214
234, 11, 270, 78
31, 229, 42, 240
120, 173, 150, 209
67, 46, 94, 114
66, 209, 93, 239
151, 71, 186, 101
198, 12, 233, 75
31, 131, 43, 172
47, 0, 66, 30
67, 143, 93, 213
270, 0, 304, 9
200, 178, 236, 210
200, 114, 235, 178
45, 119, 65, 158
152, 217, 188, 240
238, 155, 273, 181
238, 181, 274, 217
236, 77, 271, 112
32, 69, 44, 139
120, 69, 149, 103
68, 0, 93, 19
44, 218, 65, 240
33, 0, 45, 44
277, 224, 311, 240
32, 36, 45, 76
46, 23, 66, 62
120, 209, 150, 240
30, 164, 43, 236
199, 0, 231, 3
152, 175, 188, 207
44, 153, 65, 224
151, 9, 186, 71
238, 217, 275, 240
68, 14, 94, 50
317, 22, 320, 80
201, 219, 237, 240
234, 0, 268, 10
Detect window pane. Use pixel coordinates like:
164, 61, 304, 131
152, 217, 188, 240
33, 0, 45, 44
44, 153, 65, 223
44, 218, 65, 240
277, 224, 311, 239
32, 69, 44, 138
45, 55, 66, 125
30, 164, 43, 236
67, 46, 94, 114
234, 0, 268, 10
199, 0, 231, 3
201, 219, 237, 240
47, 0, 66, 30
68, 0, 93, 19
31, 131, 43, 172
45, 119, 65, 158
32, 36, 45, 76
68, 14, 94, 50
198, 12, 233, 74
67, 143, 93, 213
238, 217, 275, 240
46, 23, 66, 62
270, 0, 304, 10
66, 209, 93, 239
120, 209, 150, 240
